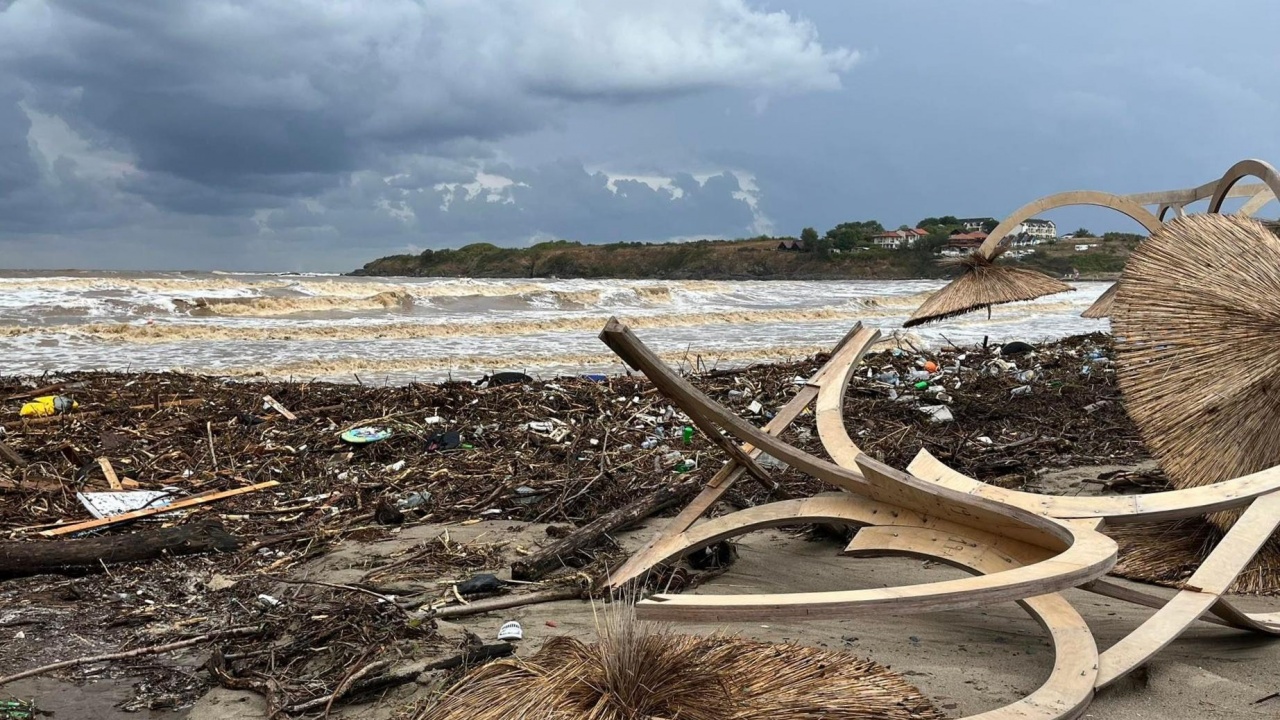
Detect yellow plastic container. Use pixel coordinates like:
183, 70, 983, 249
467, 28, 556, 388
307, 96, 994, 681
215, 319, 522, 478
19, 395, 78, 417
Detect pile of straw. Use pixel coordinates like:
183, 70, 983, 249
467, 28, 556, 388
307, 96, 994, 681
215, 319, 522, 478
904, 249, 1074, 327
418, 607, 940, 720
1112, 213, 1280, 593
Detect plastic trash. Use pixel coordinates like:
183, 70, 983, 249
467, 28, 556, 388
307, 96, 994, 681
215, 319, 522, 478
385, 460, 407, 472
19, 395, 77, 418
908, 370, 930, 381
77, 490, 176, 519
396, 491, 431, 511
1016, 370, 1037, 382
257, 594, 282, 609
640, 437, 658, 450
918, 405, 954, 423
581, 374, 608, 382
498, 620, 523, 642
661, 451, 684, 466
675, 459, 697, 473
341, 426, 392, 444
1001, 341, 1036, 356
682, 426, 694, 444
875, 371, 900, 386
1, 700, 37, 719
746, 400, 763, 414
1083, 401, 1111, 414
923, 360, 939, 373
1011, 385, 1033, 396
913, 381, 929, 390
457, 573, 504, 596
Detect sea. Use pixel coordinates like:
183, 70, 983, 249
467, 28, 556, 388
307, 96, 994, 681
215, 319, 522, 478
0, 271, 1110, 384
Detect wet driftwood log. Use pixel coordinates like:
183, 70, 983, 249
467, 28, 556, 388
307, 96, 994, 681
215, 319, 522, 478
0, 521, 240, 577
512, 479, 699, 581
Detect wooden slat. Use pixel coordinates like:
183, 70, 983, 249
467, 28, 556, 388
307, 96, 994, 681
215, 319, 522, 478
262, 395, 297, 421
1094, 489, 1280, 688
40, 481, 280, 537
97, 458, 122, 490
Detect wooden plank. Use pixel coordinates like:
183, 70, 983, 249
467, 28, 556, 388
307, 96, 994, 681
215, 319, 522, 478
632, 493, 1115, 622
262, 395, 297, 421
40, 481, 280, 537
849, 525, 1096, 720
97, 458, 122, 490
1094, 489, 1280, 688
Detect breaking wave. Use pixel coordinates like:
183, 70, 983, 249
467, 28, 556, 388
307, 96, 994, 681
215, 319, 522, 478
173, 290, 415, 316
220, 344, 834, 378
1, 306, 899, 343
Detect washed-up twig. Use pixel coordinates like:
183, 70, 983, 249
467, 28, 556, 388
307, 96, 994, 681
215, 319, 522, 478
284, 644, 515, 715
268, 576, 408, 614
0, 440, 28, 469
0, 625, 262, 687
421, 585, 585, 619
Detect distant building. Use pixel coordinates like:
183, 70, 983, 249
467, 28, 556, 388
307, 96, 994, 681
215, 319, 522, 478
1015, 218, 1057, 241
870, 228, 928, 250
958, 217, 997, 233
941, 231, 987, 256
776, 239, 805, 251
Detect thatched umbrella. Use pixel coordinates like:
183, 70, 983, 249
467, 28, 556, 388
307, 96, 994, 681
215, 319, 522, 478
1112, 212, 1280, 593
904, 248, 1074, 327
418, 609, 941, 720
1079, 281, 1117, 319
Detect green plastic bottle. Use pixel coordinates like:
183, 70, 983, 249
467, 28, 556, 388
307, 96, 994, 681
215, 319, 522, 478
682, 426, 694, 444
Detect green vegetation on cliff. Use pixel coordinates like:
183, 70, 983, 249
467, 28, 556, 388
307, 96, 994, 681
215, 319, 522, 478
353, 222, 1145, 280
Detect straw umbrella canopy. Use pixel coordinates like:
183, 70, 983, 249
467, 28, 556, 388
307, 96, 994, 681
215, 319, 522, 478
1080, 281, 1118, 319
904, 247, 1074, 327
1111, 213, 1280, 592
418, 615, 940, 720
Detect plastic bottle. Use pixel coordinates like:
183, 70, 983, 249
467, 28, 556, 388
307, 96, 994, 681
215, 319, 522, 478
682, 426, 694, 444
913, 380, 929, 390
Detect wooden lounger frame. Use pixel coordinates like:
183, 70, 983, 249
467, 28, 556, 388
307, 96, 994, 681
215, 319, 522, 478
599, 318, 1280, 720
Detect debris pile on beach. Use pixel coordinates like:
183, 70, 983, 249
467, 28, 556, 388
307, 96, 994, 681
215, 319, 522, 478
0, 331, 1173, 714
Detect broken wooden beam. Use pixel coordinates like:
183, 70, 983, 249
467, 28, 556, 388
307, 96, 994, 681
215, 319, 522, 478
0, 440, 28, 469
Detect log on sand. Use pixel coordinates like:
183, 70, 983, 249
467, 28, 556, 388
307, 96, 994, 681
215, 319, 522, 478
0, 521, 241, 578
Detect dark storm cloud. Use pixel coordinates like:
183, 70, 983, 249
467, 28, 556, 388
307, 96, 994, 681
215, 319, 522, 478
0, 0, 853, 268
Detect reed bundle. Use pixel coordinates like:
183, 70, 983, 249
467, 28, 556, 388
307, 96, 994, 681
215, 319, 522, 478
1080, 281, 1118, 319
419, 605, 940, 720
905, 248, 1074, 327
1112, 213, 1280, 593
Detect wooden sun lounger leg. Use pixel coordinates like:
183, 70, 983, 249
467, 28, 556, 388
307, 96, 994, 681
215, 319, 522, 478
1082, 578, 1280, 634
1094, 490, 1280, 689
848, 525, 1096, 720
632, 493, 1115, 623
606, 323, 877, 590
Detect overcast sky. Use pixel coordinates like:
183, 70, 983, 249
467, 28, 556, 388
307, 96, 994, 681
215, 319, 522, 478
2, 0, 1278, 272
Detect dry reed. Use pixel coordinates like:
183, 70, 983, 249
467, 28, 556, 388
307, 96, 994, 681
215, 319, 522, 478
417, 604, 941, 720
1080, 281, 1118, 319
904, 248, 1074, 327
1112, 213, 1280, 593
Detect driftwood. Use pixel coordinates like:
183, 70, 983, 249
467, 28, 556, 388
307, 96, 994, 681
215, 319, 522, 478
512, 479, 700, 581
0, 521, 240, 577
0, 624, 262, 687
429, 586, 585, 619
0, 440, 28, 468
283, 642, 515, 714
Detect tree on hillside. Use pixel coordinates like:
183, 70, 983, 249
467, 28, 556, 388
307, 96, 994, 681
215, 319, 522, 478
800, 227, 819, 247
1074, 227, 1094, 238
824, 220, 884, 250
981, 219, 1000, 233
917, 215, 959, 228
